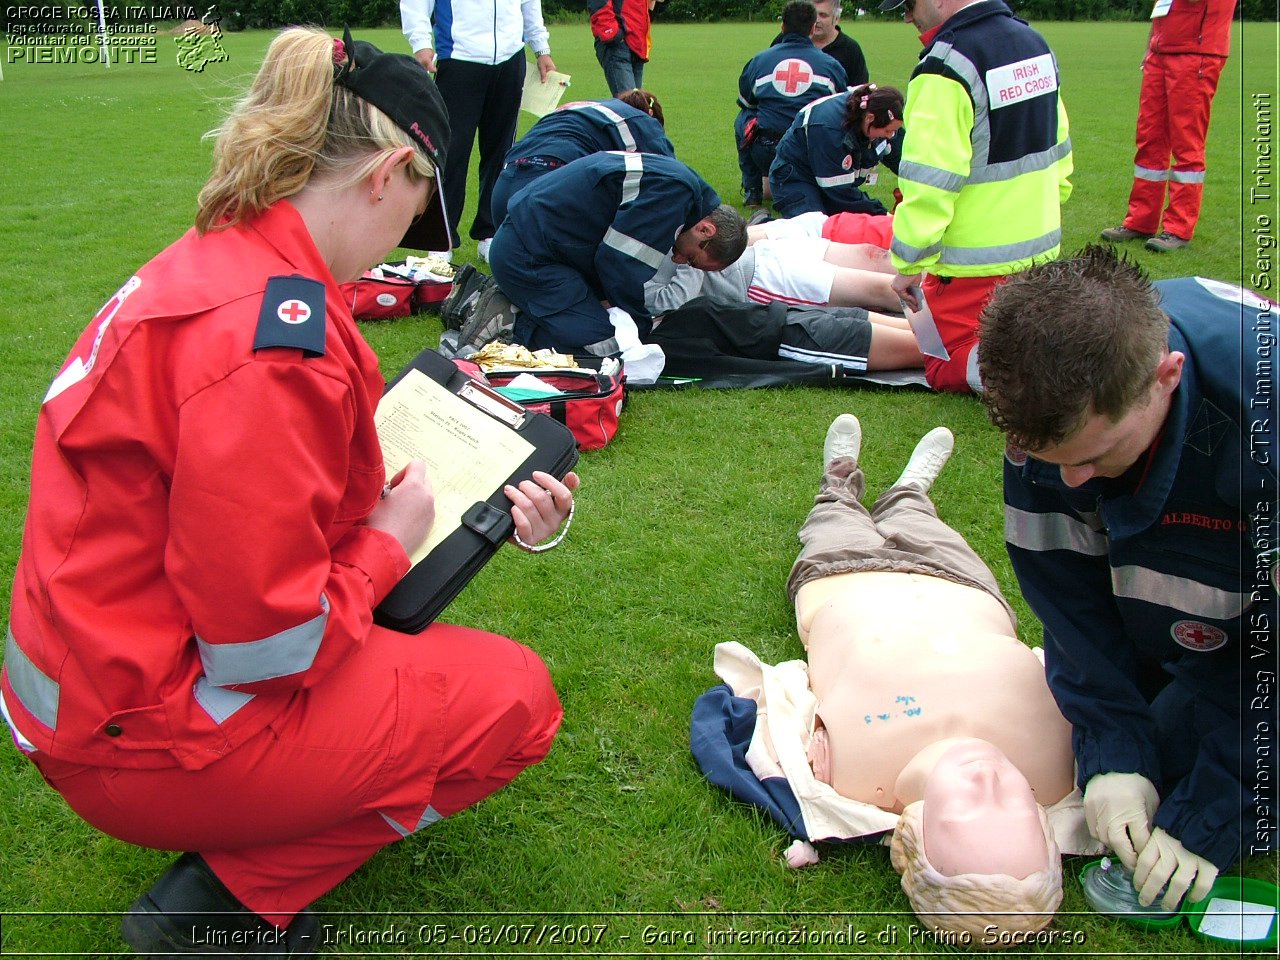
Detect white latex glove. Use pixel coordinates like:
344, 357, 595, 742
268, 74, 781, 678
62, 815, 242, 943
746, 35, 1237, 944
1083, 772, 1159, 870
1132, 827, 1219, 911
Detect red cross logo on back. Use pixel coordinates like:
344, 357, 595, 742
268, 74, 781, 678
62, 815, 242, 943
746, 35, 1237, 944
277, 299, 312, 325
772, 59, 813, 96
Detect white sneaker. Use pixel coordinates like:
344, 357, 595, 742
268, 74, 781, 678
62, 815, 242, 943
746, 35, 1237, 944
823, 414, 862, 469
429, 249, 453, 263
895, 427, 954, 492
476, 238, 492, 263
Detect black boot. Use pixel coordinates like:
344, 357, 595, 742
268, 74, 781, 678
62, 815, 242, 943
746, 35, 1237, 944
121, 853, 319, 958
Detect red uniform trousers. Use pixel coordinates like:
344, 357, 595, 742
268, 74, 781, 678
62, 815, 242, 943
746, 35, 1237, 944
919, 273, 1006, 395
1123, 52, 1226, 241
30, 623, 561, 925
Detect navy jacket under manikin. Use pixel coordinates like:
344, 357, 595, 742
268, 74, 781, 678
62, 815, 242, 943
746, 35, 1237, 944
503, 151, 722, 336
1003, 277, 1279, 869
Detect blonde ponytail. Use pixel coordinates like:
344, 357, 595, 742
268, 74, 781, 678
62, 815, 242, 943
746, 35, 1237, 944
196, 27, 434, 234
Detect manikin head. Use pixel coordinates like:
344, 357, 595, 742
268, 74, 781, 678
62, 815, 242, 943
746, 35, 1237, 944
890, 739, 1062, 944
671, 205, 749, 271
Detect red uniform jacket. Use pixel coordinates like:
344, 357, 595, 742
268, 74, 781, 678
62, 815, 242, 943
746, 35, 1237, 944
3, 201, 409, 771
1149, 0, 1233, 58
589, 0, 652, 62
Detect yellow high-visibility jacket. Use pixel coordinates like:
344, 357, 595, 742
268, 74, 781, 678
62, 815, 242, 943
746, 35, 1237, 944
891, 1, 1073, 278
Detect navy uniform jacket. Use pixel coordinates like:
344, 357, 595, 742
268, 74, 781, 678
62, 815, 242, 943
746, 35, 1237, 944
771, 26, 868, 87
1004, 278, 1279, 869
505, 98, 675, 166
503, 152, 721, 335
769, 91, 903, 216
737, 33, 847, 137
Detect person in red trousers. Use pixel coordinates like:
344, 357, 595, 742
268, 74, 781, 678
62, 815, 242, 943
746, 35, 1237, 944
1101, 0, 1234, 253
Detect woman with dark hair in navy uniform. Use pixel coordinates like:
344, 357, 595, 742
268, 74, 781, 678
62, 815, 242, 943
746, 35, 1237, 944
770, 84, 904, 218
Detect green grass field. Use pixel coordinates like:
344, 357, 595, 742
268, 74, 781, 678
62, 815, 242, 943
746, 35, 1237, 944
1, 16, 1278, 957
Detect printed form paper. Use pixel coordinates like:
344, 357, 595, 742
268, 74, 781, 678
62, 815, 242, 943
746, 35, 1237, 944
376, 368, 534, 566
520, 70, 571, 117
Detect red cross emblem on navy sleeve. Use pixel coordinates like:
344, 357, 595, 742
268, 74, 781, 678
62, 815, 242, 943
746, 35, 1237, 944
254, 275, 327, 358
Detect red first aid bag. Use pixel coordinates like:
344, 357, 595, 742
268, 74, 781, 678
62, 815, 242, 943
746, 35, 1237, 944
341, 263, 453, 321
453, 357, 626, 450
342, 274, 419, 320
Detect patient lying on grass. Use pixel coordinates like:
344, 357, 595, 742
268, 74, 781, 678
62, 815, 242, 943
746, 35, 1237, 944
788, 415, 1078, 942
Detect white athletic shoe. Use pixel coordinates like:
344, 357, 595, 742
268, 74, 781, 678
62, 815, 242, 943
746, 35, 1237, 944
895, 427, 954, 492
823, 414, 862, 469
476, 238, 492, 263
429, 249, 453, 263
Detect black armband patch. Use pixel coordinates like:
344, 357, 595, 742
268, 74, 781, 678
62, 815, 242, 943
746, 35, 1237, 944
254, 276, 327, 357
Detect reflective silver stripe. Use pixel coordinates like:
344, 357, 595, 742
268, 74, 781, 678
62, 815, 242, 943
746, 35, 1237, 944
583, 335, 623, 357
575, 101, 637, 151
1170, 169, 1206, 184
1135, 164, 1170, 182
938, 228, 1061, 266
620, 151, 643, 205
753, 74, 839, 96
195, 594, 328, 686
4, 627, 59, 730
897, 160, 966, 193
380, 805, 443, 837
1005, 506, 1108, 556
193, 677, 255, 724
603, 226, 666, 270
815, 171, 863, 188
891, 236, 942, 264
970, 137, 1073, 184
927, 43, 989, 166
966, 344, 983, 394
1113, 566, 1248, 620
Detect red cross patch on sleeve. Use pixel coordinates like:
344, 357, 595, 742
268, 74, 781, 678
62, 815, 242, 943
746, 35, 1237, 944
254, 275, 327, 357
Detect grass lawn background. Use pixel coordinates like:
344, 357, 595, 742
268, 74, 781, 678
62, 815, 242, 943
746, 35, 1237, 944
0, 16, 1277, 956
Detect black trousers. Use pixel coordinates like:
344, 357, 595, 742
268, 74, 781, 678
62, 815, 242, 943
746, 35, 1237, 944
434, 52, 527, 246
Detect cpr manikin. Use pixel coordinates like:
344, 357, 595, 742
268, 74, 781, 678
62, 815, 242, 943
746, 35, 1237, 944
787, 415, 1073, 941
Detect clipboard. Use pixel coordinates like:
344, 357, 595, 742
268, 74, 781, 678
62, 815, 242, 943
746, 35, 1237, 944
374, 348, 579, 633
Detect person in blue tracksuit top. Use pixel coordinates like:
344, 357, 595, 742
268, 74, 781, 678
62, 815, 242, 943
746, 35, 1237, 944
769, 85, 904, 218
979, 245, 1278, 914
489, 152, 747, 356
735, 1, 847, 206
490, 92, 675, 229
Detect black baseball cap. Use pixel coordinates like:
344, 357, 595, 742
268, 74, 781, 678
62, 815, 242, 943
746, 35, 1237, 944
335, 28, 452, 252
